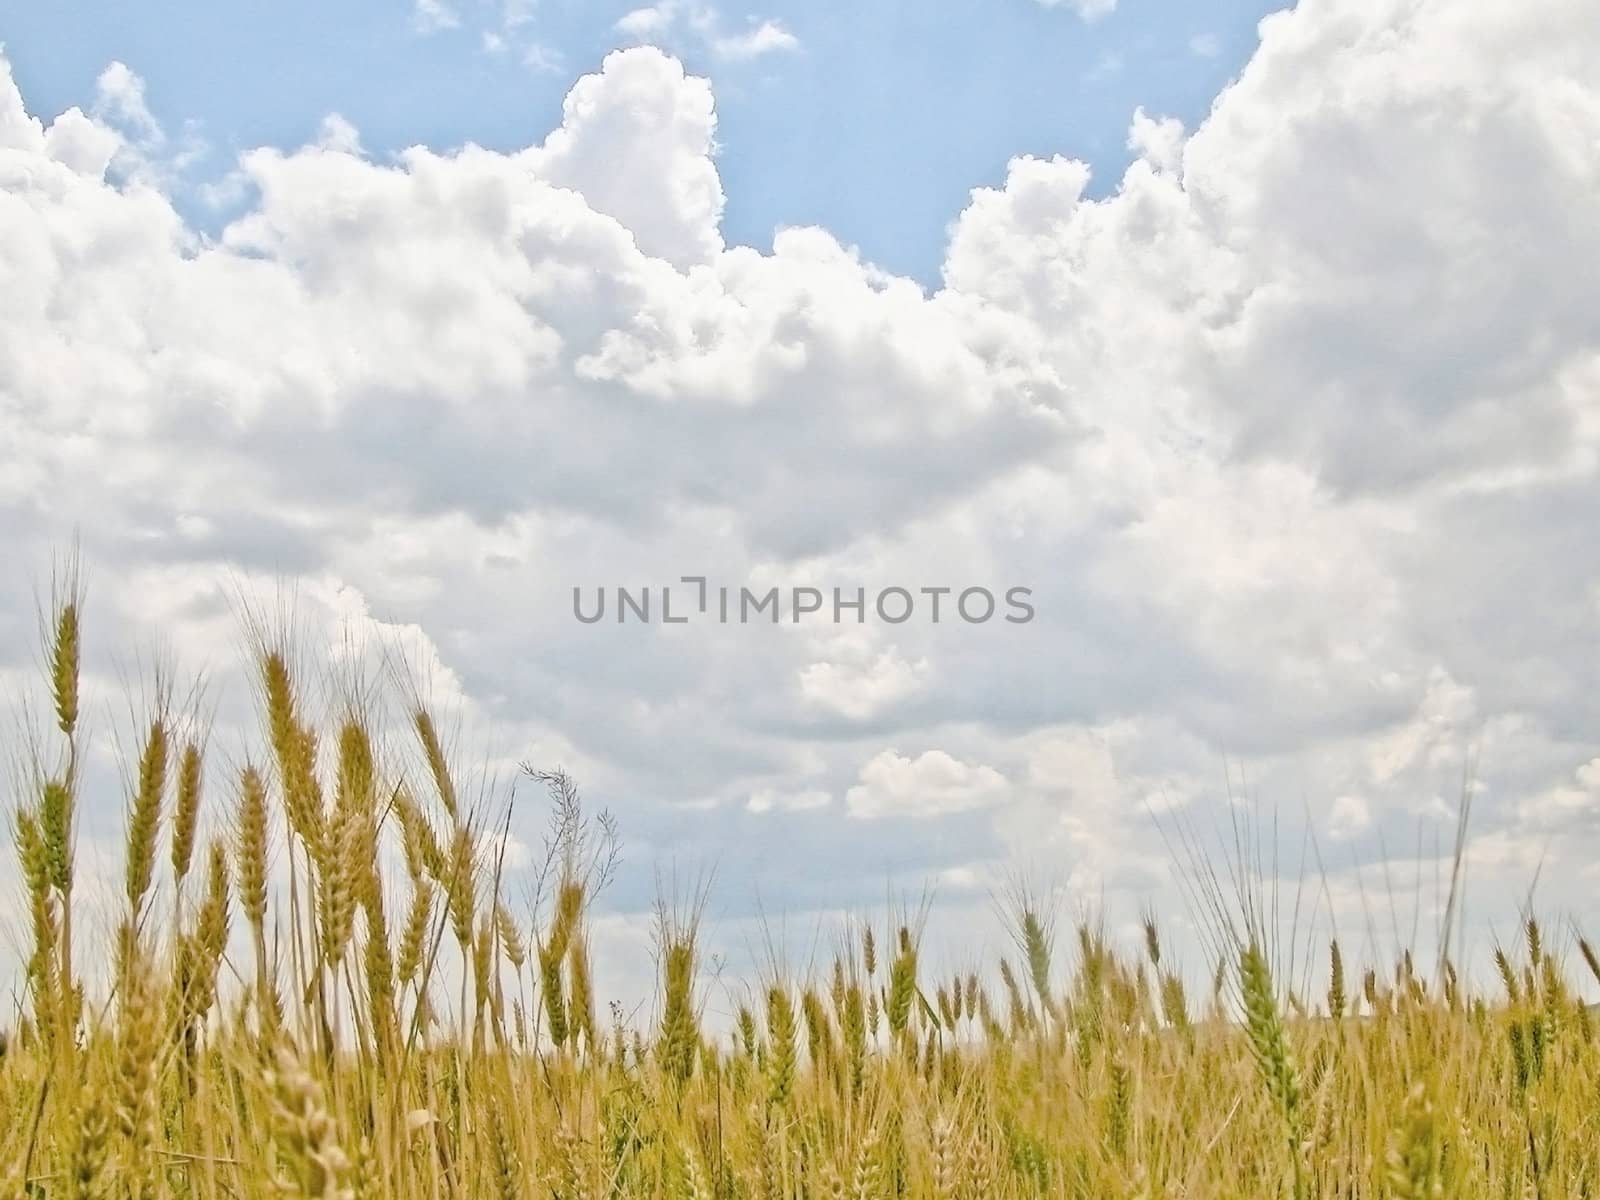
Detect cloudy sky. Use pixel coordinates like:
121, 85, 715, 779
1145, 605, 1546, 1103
2, 0, 1599, 1004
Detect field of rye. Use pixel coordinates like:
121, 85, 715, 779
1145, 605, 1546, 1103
5, 580, 1600, 1200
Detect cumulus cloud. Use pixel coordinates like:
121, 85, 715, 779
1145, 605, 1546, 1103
92, 62, 161, 144
2, 0, 1599, 982
846, 750, 1010, 820
799, 646, 931, 721
529, 47, 726, 268
1126, 108, 1184, 175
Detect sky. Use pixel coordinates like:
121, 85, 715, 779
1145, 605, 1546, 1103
1, 0, 1280, 281
2, 0, 1599, 1008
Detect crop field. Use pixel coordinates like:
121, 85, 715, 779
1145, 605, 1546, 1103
4, 590, 1598, 1200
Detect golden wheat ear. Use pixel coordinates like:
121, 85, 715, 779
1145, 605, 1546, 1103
124, 716, 168, 928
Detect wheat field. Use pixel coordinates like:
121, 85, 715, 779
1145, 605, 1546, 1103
4, 584, 1599, 1200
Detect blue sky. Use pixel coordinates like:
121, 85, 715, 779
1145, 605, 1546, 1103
3, 0, 1280, 282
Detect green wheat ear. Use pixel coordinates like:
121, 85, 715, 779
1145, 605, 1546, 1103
887, 928, 919, 1037
50, 599, 80, 738
125, 717, 169, 921
1239, 942, 1308, 1196
659, 936, 699, 1088
766, 984, 797, 1107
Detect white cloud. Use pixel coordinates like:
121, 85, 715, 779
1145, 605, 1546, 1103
711, 20, 800, 62
522, 43, 564, 73
615, 3, 800, 62
1036, 0, 1118, 20
500, 0, 536, 30
527, 47, 725, 268
314, 114, 363, 156
41, 106, 119, 177
81, 61, 205, 187
2, 0, 1600, 962
1189, 32, 1221, 59
798, 648, 930, 720
616, 4, 677, 39
1126, 108, 1185, 174
1328, 795, 1373, 840
411, 0, 460, 34
475, 0, 546, 62
846, 750, 1010, 820
747, 787, 831, 814
93, 62, 160, 144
